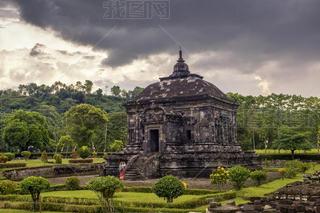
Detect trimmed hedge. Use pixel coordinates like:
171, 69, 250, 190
0, 191, 236, 209
0, 163, 26, 169
123, 186, 218, 195
14, 152, 112, 159
259, 154, 320, 161
69, 158, 93, 164
1, 201, 196, 213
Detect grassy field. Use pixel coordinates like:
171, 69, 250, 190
42, 190, 203, 204
0, 210, 64, 213
255, 148, 320, 155
6, 158, 105, 168
231, 162, 320, 205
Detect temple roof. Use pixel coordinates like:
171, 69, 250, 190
134, 50, 234, 104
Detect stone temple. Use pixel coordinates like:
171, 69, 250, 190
103, 50, 258, 180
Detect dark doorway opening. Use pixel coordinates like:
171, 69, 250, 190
149, 129, 159, 152
186, 130, 192, 140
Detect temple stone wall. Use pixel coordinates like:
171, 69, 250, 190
103, 51, 259, 179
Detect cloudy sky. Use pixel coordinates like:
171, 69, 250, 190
1, 0, 320, 96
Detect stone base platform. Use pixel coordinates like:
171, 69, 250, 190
103, 145, 260, 180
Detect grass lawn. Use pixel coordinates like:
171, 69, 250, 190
42, 190, 203, 204
0, 210, 64, 213
232, 163, 320, 205
255, 148, 320, 155
7, 158, 105, 168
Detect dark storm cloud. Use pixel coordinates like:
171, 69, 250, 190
13, 0, 320, 69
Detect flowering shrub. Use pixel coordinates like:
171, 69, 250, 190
181, 181, 188, 189
210, 166, 229, 191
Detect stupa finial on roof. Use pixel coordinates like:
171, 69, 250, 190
178, 47, 184, 62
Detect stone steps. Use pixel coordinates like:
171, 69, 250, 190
124, 168, 144, 180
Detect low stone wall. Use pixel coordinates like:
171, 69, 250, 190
3, 163, 104, 180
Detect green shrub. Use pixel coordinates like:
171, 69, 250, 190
210, 166, 229, 191
79, 146, 91, 159
21, 151, 31, 161
20, 176, 50, 211
4, 153, 15, 161
228, 165, 250, 190
300, 162, 311, 173
92, 151, 97, 158
109, 140, 124, 152
0, 162, 26, 168
53, 154, 62, 164
250, 170, 267, 185
41, 151, 48, 162
122, 186, 217, 195
65, 177, 80, 190
0, 180, 18, 195
0, 154, 8, 163
283, 160, 310, 177
103, 152, 108, 159
88, 176, 124, 213
153, 175, 185, 203
278, 168, 287, 179
284, 167, 298, 178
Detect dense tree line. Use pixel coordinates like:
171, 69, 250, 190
228, 93, 320, 153
0, 81, 139, 153
1, 80, 320, 154
0, 81, 143, 113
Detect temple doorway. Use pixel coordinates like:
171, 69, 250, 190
149, 129, 159, 152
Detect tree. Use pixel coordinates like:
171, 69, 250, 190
2, 120, 29, 152
84, 80, 93, 94
2, 110, 50, 152
64, 104, 108, 149
34, 104, 63, 146
105, 112, 127, 151
20, 176, 50, 211
58, 135, 75, 153
110, 86, 121, 97
88, 176, 124, 213
228, 165, 250, 190
273, 126, 312, 159
96, 88, 103, 100
153, 175, 185, 203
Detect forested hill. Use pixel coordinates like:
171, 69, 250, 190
0, 81, 144, 113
